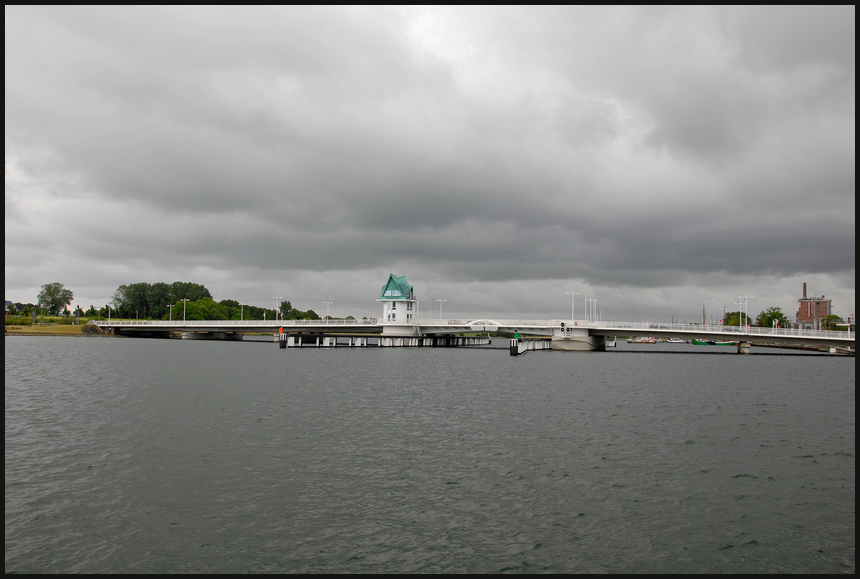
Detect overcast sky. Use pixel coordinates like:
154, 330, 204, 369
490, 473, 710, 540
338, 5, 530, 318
5, 6, 855, 322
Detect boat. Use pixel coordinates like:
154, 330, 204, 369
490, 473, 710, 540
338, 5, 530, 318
628, 337, 657, 343
667, 338, 687, 344
692, 339, 736, 346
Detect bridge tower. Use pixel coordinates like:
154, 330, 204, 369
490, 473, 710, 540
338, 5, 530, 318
377, 274, 417, 325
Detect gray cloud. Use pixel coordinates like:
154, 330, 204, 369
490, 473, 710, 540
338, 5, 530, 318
5, 6, 854, 321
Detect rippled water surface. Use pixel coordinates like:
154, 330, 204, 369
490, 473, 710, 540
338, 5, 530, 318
5, 336, 855, 573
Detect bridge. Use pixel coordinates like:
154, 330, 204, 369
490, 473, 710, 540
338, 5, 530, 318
92, 273, 854, 353
92, 317, 853, 353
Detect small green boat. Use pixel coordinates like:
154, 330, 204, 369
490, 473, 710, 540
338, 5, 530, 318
692, 339, 736, 346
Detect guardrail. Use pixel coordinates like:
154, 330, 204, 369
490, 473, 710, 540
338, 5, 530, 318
95, 319, 378, 327
578, 321, 851, 340
415, 319, 851, 340
94, 318, 852, 340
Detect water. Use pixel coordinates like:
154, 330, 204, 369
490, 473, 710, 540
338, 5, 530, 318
5, 336, 855, 573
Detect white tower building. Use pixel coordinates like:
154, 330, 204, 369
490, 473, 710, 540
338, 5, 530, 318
377, 274, 417, 325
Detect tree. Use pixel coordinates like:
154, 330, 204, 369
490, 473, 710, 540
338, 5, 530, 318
820, 314, 844, 331
217, 300, 241, 320
111, 284, 137, 318
170, 281, 211, 302
755, 306, 791, 328
299, 309, 321, 321
38, 283, 74, 315
112, 281, 212, 319
147, 282, 173, 319
279, 300, 293, 319
175, 297, 230, 321
724, 310, 753, 326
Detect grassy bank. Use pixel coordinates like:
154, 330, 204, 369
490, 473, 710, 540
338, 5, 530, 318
5, 323, 88, 336
4, 314, 117, 336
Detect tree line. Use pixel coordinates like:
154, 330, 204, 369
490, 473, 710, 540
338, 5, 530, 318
722, 306, 844, 329
9, 281, 330, 322
109, 281, 321, 321
722, 307, 791, 328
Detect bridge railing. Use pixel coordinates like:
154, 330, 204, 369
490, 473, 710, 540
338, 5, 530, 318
415, 319, 558, 328
415, 319, 851, 340
563, 321, 851, 340
94, 318, 852, 340
95, 319, 378, 327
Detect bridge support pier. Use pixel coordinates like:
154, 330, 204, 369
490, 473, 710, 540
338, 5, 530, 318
180, 332, 243, 340
551, 336, 606, 351
550, 326, 605, 351
510, 338, 553, 355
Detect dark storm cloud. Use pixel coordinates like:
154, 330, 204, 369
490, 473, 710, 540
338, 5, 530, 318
5, 6, 854, 319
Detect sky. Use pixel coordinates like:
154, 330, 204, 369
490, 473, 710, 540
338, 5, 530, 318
5, 6, 855, 323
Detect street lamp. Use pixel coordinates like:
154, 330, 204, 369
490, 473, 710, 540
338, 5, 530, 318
566, 291, 579, 321
436, 299, 446, 320
181, 298, 190, 321
168, 304, 174, 321
738, 295, 754, 329
273, 296, 283, 321
324, 301, 333, 320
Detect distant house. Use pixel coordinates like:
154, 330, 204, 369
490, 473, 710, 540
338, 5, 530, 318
795, 283, 832, 330
377, 274, 417, 324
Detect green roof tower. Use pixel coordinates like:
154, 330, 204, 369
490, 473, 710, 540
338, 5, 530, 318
377, 274, 417, 324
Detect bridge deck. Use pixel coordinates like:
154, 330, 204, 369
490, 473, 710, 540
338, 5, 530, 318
94, 319, 853, 349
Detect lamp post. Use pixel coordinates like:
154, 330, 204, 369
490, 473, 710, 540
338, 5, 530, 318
181, 298, 190, 321
436, 299, 446, 320
240, 304, 244, 321
168, 304, 174, 321
273, 296, 283, 321
324, 301, 333, 320
738, 295, 754, 329
566, 291, 579, 321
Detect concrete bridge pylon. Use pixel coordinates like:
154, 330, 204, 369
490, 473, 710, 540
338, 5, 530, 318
552, 323, 606, 351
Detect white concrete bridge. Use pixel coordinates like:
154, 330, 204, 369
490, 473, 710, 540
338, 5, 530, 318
92, 318, 853, 353
92, 273, 854, 353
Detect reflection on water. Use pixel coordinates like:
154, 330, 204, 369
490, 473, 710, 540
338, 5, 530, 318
5, 336, 855, 572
